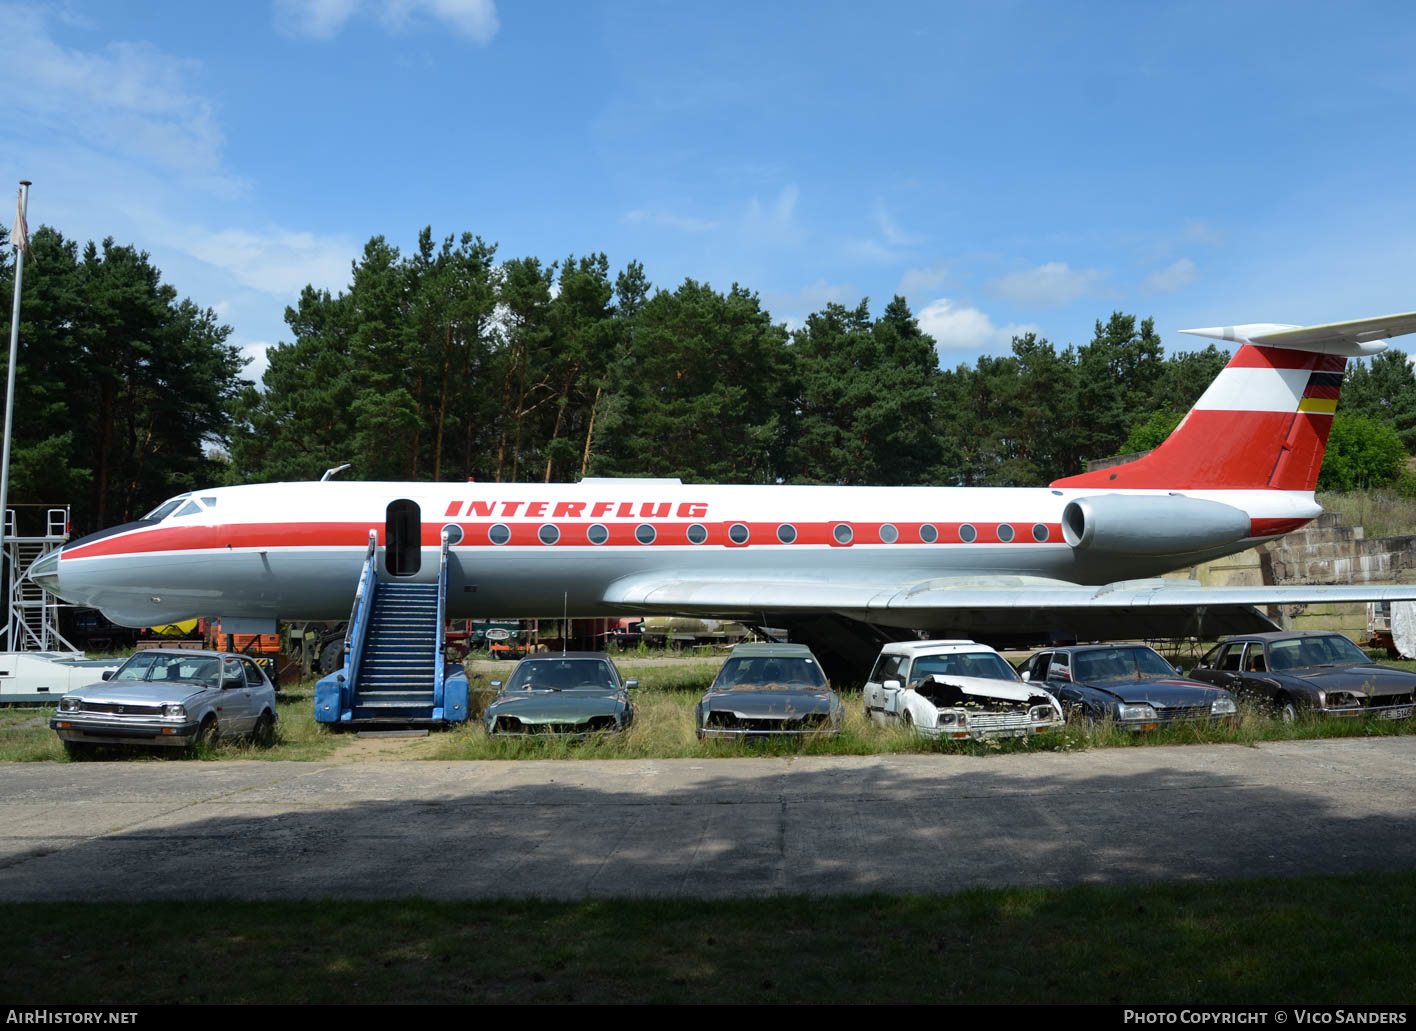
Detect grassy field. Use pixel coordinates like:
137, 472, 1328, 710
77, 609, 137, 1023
5, 657, 1414, 762
2, 871, 1412, 1004
1317, 489, 1416, 540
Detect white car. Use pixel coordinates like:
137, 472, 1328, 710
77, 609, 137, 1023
863, 640, 1063, 739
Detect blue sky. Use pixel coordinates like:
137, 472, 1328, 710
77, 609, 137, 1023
4, 1, 1416, 383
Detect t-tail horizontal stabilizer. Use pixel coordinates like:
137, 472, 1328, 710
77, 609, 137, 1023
1179, 311, 1416, 358
1052, 310, 1416, 492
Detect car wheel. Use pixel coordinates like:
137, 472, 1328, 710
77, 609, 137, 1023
1072, 704, 1096, 728
1278, 699, 1298, 724
900, 709, 914, 731
251, 711, 275, 747
195, 714, 220, 748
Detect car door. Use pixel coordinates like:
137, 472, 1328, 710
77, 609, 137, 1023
218, 656, 254, 734
1237, 644, 1281, 705
864, 653, 900, 715
1201, 643, 1246, 695
1041, 653, 1080, 708
878, 655, 909, 717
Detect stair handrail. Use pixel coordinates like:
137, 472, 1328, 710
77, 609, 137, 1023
433, 526, 451, 712
344, 529, 380, 698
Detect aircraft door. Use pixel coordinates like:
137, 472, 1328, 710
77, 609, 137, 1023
385, 499, 422, 577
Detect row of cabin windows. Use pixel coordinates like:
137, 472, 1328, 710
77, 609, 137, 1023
458, 521, 1054, 546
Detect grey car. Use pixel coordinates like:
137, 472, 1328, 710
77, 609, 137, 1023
696, 642, 843, 740
51, 649, 278, 756
483, 653, 636, 736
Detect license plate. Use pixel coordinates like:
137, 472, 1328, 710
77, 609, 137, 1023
1379, 706, 1412, 720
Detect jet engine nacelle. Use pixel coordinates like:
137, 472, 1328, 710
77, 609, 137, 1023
1061, 494, 1251, 555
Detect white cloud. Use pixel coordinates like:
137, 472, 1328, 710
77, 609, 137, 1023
622, 209, 719, 233
1141, 257, 1198, 294
381, 0, 499, 41
762, 279, 856, 321
875, 203, 921, 248
898, 262, 951, 296
273, 0, 360, 38
0, 4, 223, 175
160, 224, 357, 297
916, 299, 1042, 356
234, 339, 274, 384
275, 0, 499, 41
1181, 219, 1225, 246
986, 261, 1104, 307
742, 184, 802, 246
844, 237, 904, 263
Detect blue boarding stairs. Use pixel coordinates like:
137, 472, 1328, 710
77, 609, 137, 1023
314, 529, 469, 727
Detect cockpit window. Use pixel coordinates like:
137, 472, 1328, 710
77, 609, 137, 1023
142, 497, 190, 521
200, 497, 218, 508
174, 501, 203, 517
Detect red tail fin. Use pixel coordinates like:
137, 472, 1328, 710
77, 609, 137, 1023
1052, 345, 1345, 491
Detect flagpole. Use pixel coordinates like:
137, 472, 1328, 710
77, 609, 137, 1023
1, 180, 31, 564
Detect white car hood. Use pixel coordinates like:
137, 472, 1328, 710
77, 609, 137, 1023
913, 674, 1054, 704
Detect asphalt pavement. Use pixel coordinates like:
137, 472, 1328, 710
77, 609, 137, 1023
1, 738, 1413, 899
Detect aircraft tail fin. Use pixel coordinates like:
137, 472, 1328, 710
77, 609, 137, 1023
1051, 311, 1416, 492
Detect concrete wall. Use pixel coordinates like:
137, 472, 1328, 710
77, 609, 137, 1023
1165, 512, 1416, 640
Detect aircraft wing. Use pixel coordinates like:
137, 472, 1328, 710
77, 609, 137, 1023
603, 575, 1416, 640
605, 573, 1416, 611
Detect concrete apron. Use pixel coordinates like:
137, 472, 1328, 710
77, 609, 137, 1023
1, 739, 1413, 900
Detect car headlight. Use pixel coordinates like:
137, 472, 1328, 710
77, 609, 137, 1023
1117, 703, 1157, 721
1211, 697, 1238, 716
1321, 691, 1357, 709
1030, 705, 1056, 721
163, 704, 187, 719
60, 696, 81, 713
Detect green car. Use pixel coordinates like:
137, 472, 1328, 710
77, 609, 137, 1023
483, 653, 636, 736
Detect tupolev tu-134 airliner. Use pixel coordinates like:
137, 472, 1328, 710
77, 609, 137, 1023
29, 311, 1416, 672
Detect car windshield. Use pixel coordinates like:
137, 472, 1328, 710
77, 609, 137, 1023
111, 653, 220, 687
911, 651, 1019, 682
1071, 647, 1175, 683
711, 656, 828, 691
506, 658, 617, 692
1268, 635, 1371, 671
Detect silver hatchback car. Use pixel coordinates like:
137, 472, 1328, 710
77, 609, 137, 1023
51, 649, 278, 756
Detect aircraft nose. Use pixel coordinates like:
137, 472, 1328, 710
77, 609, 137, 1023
27, 549, 61, 595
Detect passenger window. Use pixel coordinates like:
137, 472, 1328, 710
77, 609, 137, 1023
1218, 646, 1244, 672
868, 655, 892, 683
1244, 648, 1267, 673
876, 655, 904, 684
1031, 654, 1051, 680
242, 659, 263, 686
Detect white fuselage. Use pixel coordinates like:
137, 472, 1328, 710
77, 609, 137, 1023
44, 479, 1320, 631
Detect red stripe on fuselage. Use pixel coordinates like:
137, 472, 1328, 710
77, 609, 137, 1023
62, 520, 1068, 559
1249, 517, 1314, 537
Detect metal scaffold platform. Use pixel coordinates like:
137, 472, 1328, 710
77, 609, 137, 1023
2, 504, 77, 652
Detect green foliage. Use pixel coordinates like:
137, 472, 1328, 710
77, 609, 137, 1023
1317, 413, 1407, 491
0, 227, 246, 533
1121, 409, 1184, 454
1341, 349, 1416, 451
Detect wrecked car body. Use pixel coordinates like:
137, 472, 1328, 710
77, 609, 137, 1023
864, 640, 1063, 739
696, 642, 842, 740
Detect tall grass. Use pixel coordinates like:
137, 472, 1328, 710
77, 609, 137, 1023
1317, 489, 1416, 539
